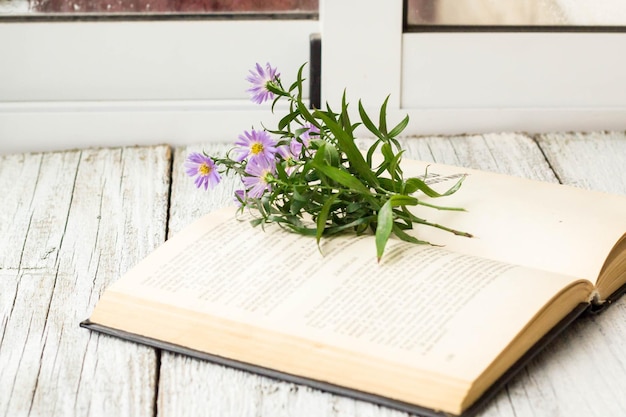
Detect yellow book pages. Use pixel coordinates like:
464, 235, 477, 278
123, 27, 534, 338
89, 207, 592, 415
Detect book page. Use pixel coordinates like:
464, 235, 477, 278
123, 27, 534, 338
399, 159, 626, 292
95, 208, 590, 385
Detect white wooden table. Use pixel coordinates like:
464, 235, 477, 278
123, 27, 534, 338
1, 132, 625, 417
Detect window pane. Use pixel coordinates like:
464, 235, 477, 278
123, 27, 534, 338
406, 0, 626, 27
0, 0, 317, 15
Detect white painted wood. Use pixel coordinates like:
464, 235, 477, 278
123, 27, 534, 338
320, 0, 626, 134
5, 104, 626, 155
3, 132, 625, 417
0, 146, 171, 417
0, 20, 317, 101
401, 33, 626, 109
320, 0, 403, 108
0, 18, 317, 154
5, 1, 626, 153
395, 132, 559, 181
0, 100, 286, 155
535, 131, 626, 194
388, 108, 626, 137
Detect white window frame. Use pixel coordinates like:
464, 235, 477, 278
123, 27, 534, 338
0, 17, 319, 154
3, 0, 626, 154
321, 0, 626, 137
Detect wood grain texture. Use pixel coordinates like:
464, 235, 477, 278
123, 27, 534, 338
0, 146, 171, 417
4, 132, 624, 417
536, 131, 626, 194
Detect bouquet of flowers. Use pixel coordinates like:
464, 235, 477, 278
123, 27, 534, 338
185, 62, 470, 261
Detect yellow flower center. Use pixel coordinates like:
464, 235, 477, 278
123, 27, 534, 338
250, 142, 264, 155
198, 163, 212, 176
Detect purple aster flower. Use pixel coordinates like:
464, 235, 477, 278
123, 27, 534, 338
277, 140, 302, 174
234, 129, 277, 164
184, 152, 221, 190
299, 123, 320, 147
246, 62, 280, 104
242, 159, 276, 198
234, 189, 246, 207
278, 140, 302, 161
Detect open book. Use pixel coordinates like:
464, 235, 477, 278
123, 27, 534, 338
82, 159, 626, 417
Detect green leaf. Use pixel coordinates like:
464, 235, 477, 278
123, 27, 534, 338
325, 216, 374, 235
289, 198, 306, 216
405, 175, 466, 198
388, 114, 410, 138
416, 200, 466, 212
340, 91, 354, 136
279, 111, 300, 130
358, 100, 384, 141
293, 62, 307, 102
316, 193, 338, 248
265, 82, 288, 97
296, 99, 318, 128
378, 177, 399, 192
392, 224, 431, 245
311, 141, 328, 167
388, 194, 419, 207
375, 193, 424, 261
288, 80, 299, 92
379, 95, 390, 136
310, 163, 373, 196
249, 217, 264, 227
275, 160, 288, 181
292, 186, 308, 202
313, 110, 379, 187
376, 200, 394, 262
323, 143, 340, 167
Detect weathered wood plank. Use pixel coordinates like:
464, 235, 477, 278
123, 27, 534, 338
536, 131, 626, 194
396, 132, 558, 181
0, 146, 171, 417
6, 133, 623, 417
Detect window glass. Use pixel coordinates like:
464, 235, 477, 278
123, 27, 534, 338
406, 0, 626, 27
0, 0, 317, 16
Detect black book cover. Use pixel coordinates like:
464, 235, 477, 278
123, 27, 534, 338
80, 301, 592, 417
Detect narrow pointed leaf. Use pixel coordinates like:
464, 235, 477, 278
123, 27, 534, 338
358, 100, 384, 141
313, 110, 379, 187
405, 175, 466, 198
376, 200, 394, 262
279, 111, 300, 130
340, 90, 354, 135
310, 163, 372, 196
379, 95, 390, 135
316, 193, 338, 247
392, 224, 431, 245
388, 194, 418, 207
388, 114, 410, 138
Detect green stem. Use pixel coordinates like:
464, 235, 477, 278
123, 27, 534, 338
417, 200, 466, 212
416, 218, 473, 237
